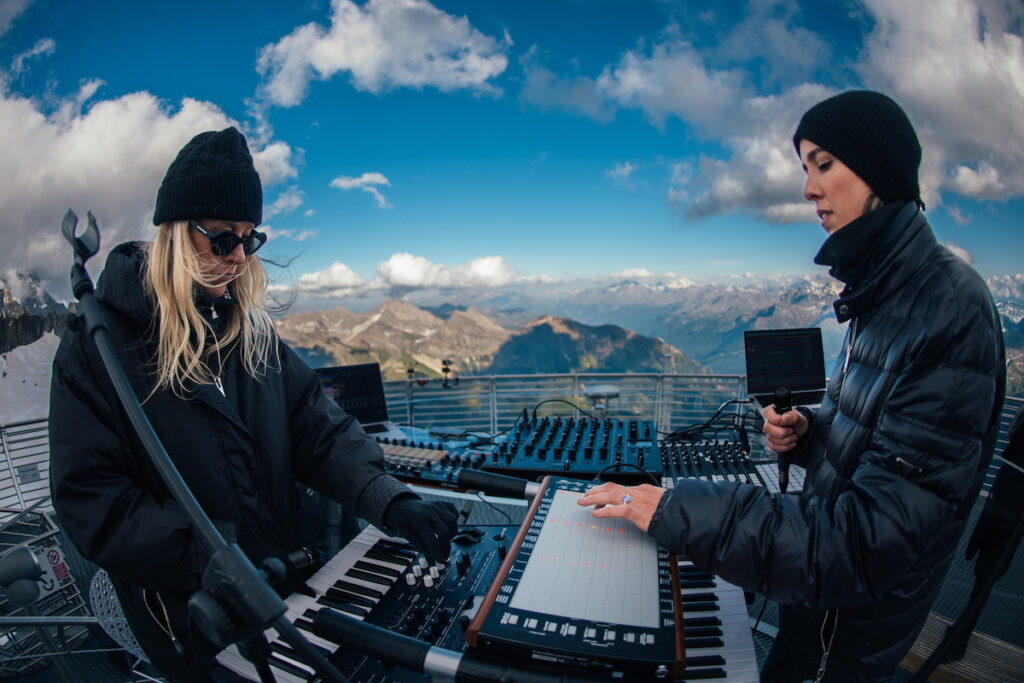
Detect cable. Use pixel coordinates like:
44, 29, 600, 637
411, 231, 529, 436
532, 398, 595, 420
752, 595, 770, 632
595, 462, 660, 486
474, 491, 512, 524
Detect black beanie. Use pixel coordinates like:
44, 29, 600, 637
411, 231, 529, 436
793, 90, 922, 207
153, 127, 263, 226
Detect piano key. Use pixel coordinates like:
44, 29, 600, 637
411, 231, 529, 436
679, 559, 760, 683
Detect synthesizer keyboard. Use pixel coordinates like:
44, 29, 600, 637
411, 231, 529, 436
218, 523, 762, 681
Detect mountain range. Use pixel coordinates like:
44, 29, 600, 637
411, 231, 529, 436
2, 269, 1023, 396
273, 299, 701, 378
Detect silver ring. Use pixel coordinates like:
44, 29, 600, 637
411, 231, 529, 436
622, 494, 631, 504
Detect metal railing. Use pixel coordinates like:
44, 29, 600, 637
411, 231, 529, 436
382, 372, 750, 436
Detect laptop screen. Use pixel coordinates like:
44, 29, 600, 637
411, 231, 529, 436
315, 362, 390, 423
743, 328, 826, 395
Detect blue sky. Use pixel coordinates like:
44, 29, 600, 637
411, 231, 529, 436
1, 0, 1022, 305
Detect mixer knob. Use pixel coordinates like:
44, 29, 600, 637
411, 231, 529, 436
497, 544, 507, 559
423, 575, 435, 588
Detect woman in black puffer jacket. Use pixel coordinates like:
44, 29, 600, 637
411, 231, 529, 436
579, 91, 1006, 681
49, 127, 458, 681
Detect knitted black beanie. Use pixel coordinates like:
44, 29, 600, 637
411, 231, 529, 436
793, 91, 922, 207
153, 127, 263, 226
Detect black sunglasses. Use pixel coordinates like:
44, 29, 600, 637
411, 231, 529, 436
189, 220, 267, 256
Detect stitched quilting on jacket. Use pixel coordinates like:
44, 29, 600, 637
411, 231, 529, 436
649, 202, 1006, 680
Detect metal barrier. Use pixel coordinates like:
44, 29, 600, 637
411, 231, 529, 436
0, 419, 51, 521
382, 372, 749, 436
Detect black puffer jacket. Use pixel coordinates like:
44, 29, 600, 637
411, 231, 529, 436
49, 242, 411, 676
649, 203, 1005, 680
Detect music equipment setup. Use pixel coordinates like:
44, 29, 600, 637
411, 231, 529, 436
231, 383, 791, 681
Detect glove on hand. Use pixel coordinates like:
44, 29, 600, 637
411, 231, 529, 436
383, 497, 459, 564
242, 539, 316, 598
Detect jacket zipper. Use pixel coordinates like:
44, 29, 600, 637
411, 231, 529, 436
142, 588, 183, 655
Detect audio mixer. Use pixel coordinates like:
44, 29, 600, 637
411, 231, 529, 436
483, 413, 661, 484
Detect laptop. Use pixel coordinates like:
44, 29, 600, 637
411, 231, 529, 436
315, 362, 408, 441
743, 328, 827, 411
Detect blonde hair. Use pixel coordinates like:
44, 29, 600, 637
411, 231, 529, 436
144, 220, 278, 397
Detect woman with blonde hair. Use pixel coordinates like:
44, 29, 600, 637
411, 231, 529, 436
49, 127, 457, 681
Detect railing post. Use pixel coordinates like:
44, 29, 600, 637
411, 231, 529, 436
405, 381, 414, 428
0, 423, 28, 510
489, 376, 497, 435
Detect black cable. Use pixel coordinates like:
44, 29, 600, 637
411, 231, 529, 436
532, 398, 595, 420
595, 462, 660, 486
752, 595, 770, 632
474, 491, 512, 524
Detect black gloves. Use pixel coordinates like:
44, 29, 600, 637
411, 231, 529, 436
382, 497, 459, 564
242, 539, 316, 598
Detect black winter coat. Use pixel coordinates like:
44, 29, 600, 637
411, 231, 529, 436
49, 242, 411, 677
649, 203, 1006, 680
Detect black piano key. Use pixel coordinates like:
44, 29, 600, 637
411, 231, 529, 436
681, 602, 720, 612
271, 639, 332, 662
680, 667, 728, 680
373, 539, 415, 555
684, 626, 724, 639
267, 653, 313, 679
346, 567, 393, 586
684, 636, 725, 649
680, 591, 718, 603
682, 616, 722, 628
295, 617, 314, 633
325, 586, 375, 608
684, 655, 727, 667
333, 579, 384, 599
354, 560, 401, 578
317, 594, 369, 617
365, 548, 412, 565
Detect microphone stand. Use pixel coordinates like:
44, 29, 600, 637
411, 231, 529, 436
59, 210, 346, 683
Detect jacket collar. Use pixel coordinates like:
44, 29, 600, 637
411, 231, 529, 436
815, 202, 934, 323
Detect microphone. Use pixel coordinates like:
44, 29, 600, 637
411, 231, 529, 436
456, 469, 541, 500
773, 387, 792, 493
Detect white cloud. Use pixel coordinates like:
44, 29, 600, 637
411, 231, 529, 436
263, 224, 318, 243
330, 171, 392, 208
265, 186, 305, 219
291, 252, 553, 298
606, 161, 636, 185
0, 0, 32, 38
256, 0, 510, 107
372, 253, 522, 290
0, 80, 299, 298
612, 267, 655, 279
10, 37, 54, 75
297, 261, 365, 292
943, 241, 974, 264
